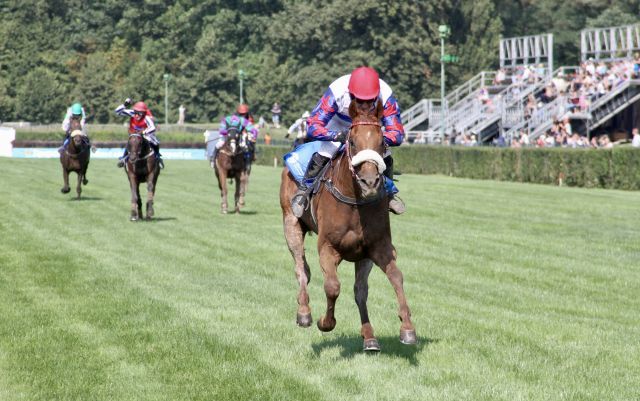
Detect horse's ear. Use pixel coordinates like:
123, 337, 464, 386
348, 99, 358, 120
375, 99, 384, 121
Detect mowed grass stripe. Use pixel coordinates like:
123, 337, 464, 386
0, 157, 639, 400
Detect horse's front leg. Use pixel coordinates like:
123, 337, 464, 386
371, 245, 417, 345
61, 168, 71, 194
238, 171, 248, 207
283, 213, 312, 327
218, 171, 228, 214
146, 174, 155, 220
317, 242, 342, 332
354, 259, 379, 351
129, 176, 140, 221
75, 171, 82, 199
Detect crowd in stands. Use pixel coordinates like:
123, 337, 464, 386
408, 55, 640, 149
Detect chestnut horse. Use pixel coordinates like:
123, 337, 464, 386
124, 133, 160, 221
214, 127, 248, 214
60, 119, 90, 199
279, 99, 417, 352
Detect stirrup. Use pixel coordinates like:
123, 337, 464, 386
389, 195, 406, 215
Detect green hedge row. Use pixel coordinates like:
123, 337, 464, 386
255, 145, 640, 190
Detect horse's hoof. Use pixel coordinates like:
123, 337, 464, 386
145, 216, 152, 221
317, 317, 336, 332
296, 313, 312, 327
400, 329, 417, 345
83, 179, 88, 185
61, 188, 70, 194
363, 338, 381, 352
130, 216, 138, 222
221, 210, 227, 214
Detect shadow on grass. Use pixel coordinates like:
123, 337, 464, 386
69, 196, 103, 201
129, 217, 177, 222
311, 334, 437, 365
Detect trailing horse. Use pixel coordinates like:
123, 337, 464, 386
124, 133, 160, 221
59, 120, 90, 199
214, 127, 249, 214
279, 99, 417, 352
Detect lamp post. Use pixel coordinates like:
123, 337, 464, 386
439, 24, 450, 140
238, 69, 245, 104
163, 73, 171, 126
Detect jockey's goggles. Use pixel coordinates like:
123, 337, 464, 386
133, 111, 145, 116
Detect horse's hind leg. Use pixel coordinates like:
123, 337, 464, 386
234, 176, 241, 213
61, 168, 71, 194
283, 213, 312, 327
354, 259, 380, 352
317, 243, 341, 332
371, 246, 417, 345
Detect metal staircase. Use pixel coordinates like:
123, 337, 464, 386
587, 79, 640, 130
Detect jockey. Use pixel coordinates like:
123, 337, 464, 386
59, 102, 87, 152
290, 66, 406, 217
115, 98, 163, 168
286, 110, 310, 148
216, 104, 258, 160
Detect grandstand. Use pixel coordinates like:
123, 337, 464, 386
402, 23, 640, 146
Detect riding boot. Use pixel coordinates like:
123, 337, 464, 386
152, 144, 164, 169
58, 134, 70, 153
117, 149, 128, 168
291, 152, 330, 218
383, 155, 405, 215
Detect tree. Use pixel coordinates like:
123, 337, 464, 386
16, 67, 68, 123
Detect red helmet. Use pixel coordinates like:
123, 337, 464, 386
236, 104, 249, 114
132, 101, 148, 113
348, 66, 380, 100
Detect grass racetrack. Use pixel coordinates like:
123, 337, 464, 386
1, 157, 639, 401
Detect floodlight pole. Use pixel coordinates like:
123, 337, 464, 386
238, 69, 245, 104
163, 73, 171, 126
439, 25, 450, 140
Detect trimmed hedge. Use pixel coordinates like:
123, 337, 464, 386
254, 145, 640, 190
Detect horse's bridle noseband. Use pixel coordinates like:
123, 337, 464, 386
345, 120, 384, 177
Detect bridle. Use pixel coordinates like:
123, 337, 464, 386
127, 133, 154, 162
344, 120, 385, 179
323, 120, 386, 206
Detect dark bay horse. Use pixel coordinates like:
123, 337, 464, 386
214, 127, 248, 214
60, 121, 90, 199
279, 99, 417, 352
124, 133, 160, 221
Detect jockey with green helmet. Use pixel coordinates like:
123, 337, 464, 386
59, 102, 87, 152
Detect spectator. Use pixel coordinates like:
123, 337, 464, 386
178, 104, 186, 124
258, 115, 266, 128
271, 102, 282, 128
264, 132, 272, 145
631, 128, 640, 147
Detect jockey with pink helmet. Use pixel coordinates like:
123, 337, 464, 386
290, 66, 406, 217
215, 103, 258, 161
114, 98, 163, 168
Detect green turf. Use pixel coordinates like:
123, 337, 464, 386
0, 158, 638, 401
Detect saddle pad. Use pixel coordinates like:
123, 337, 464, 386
283, 141, 324, 184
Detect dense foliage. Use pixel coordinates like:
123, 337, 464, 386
0, 0, 637, 125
